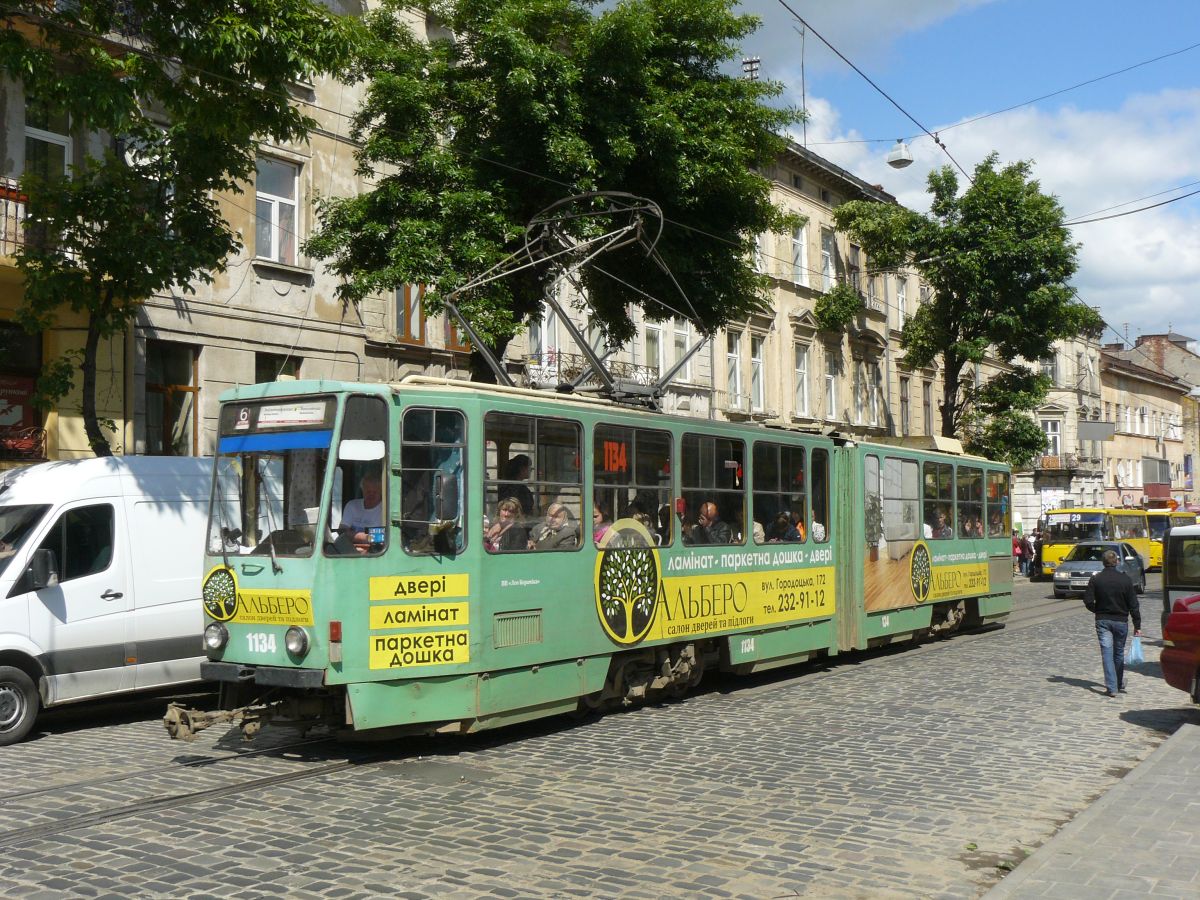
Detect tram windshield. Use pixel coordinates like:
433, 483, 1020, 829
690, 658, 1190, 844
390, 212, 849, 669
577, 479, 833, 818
1043, 512, 1107, 543
208, 397, 342, 559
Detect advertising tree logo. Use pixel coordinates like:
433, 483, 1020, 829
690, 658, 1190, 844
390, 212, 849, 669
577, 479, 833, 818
909, 541, 932, 603
203, 567, 239, 622
595, 519, 661, 645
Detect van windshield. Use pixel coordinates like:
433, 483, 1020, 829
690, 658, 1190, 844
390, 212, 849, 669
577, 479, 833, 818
0, 504, 50, 578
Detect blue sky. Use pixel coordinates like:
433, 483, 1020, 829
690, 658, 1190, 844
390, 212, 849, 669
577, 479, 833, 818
734, 0, 1200, 351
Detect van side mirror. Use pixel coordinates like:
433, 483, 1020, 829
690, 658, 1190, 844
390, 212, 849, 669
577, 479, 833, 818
28, 548, 59, 590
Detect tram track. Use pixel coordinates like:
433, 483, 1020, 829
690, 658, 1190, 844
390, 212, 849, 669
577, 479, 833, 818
0, 753, 388, 849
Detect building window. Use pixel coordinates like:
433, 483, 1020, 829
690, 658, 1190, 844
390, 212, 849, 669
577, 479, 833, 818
255, 156, 298, 265
791, 225, 808, 287
923, 381, 934, 435
899, 377, 910, 435
820, 188, 832, 205
394, 284, 426, 345
853, 362, 864, 425
896, 278, 907, 329
750, 334, 764, 412
820, 230, 835, 292
674, 319, 693, 382
255, 352, 299, 383
726, 331, 743, 410
645, 321, 663, 376
824, 351, 838, 420
445, 317, 471, 353
753, 234, 765, 274
792, 173, 803, 191
869, 363, 880, 426
1040, 354, 1058, 387
24, 95, 71, 182
145, 340, 198, 456
529, 302, 559, 368
794, 344, 810, 417
847, 244, 861, 293
1041, 419, 1061, 456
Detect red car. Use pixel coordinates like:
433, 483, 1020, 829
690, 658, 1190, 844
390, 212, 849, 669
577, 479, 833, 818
1162, 594, 1200, 703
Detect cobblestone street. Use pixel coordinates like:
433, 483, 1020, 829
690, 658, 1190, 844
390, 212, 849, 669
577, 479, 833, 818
2, 579, 1197, 899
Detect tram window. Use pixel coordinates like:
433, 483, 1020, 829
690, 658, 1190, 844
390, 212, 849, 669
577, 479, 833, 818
957, 466, 983, 538
484, 413, 582, 553
986, 470, 1010, 536
752, 441, 807, 544
882, 457, 920, 541
923, 461, 954, 539
594, 424, 672, 546
810, 448, 829, 543
326, 395, 389, 557
399, 408, 465, 555
680, 433, 745, 545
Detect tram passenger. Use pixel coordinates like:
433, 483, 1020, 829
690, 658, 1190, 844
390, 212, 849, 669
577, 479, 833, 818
338, 469, 384, 554
485, 497, 528, 552
497, 454, 535, 517
929, 506, 953, 539
988, 510, 1004, 536
593, 500, 612, 544
766, 511, 800, 542
528, 502, 579, 550
688, 502, 733, 545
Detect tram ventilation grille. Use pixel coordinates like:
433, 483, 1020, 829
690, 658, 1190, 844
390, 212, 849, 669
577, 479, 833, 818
493, 610, 543, 648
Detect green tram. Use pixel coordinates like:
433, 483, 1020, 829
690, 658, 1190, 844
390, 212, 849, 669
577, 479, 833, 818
168, 377, 1013, 740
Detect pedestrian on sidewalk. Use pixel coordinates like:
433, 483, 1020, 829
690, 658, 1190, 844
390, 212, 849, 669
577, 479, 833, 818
1083, 549, 1142, 697
1018, 533, 1034, 576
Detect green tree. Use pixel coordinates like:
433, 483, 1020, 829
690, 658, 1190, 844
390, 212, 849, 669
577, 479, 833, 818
0, 1, 359, 454
832, 154, 1103, 464
305, 0, 801, 377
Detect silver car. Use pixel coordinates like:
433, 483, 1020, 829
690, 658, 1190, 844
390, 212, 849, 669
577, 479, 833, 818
1052, 541, 1147, 599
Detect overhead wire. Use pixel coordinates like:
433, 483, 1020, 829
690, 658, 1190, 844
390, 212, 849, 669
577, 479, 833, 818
803, 39, 1200, 148
770, 0, 973, 182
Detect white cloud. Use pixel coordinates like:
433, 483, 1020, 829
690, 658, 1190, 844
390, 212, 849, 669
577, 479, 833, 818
736, 0, 997, 74
786, 87, 1200, 344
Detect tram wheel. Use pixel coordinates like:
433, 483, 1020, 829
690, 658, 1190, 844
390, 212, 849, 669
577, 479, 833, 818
0, 666, 38, 747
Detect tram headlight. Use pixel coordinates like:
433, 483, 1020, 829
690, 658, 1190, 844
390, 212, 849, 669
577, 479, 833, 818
203, 623, 229, 652
285, 626, 310, 657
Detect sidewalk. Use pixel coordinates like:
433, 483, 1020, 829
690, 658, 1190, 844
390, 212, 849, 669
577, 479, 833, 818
985, 722, 1200, 898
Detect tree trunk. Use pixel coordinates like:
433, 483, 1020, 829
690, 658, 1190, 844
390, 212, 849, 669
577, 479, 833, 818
82, 315, 113, 457
940, 356, 963, 439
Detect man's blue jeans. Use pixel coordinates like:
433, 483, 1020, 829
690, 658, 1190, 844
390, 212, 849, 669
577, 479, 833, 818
1095, 618, 1129, 694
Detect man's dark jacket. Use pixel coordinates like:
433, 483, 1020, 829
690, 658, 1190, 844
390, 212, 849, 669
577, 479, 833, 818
1083, 567, 1141, 630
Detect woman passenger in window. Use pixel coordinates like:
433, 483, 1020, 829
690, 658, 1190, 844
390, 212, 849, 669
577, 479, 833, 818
485, 497, 527, 552
766, 512, 800, 542
593, 500, 612, 544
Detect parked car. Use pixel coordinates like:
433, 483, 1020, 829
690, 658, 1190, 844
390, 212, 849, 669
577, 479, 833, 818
1162, 594, 1200, 704
1051, 541, 1147, 599
0, 456, 211, 746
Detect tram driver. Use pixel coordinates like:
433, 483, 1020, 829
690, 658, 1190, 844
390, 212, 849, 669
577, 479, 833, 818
336, 468, 384, 554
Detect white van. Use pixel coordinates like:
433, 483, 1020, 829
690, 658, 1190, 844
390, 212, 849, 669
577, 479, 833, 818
0, 456, 211, 745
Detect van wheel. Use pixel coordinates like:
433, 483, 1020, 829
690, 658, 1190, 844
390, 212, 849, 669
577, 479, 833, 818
0, 666, 38, 746
1136, 575, 1146, 595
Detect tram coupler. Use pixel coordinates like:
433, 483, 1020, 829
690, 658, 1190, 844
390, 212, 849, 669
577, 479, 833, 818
163, 702, 260, 742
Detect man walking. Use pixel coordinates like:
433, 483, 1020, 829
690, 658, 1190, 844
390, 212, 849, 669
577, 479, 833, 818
1083, 549, 1142, 697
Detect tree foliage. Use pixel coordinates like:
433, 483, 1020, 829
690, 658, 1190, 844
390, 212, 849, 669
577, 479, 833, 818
305, 0, 801, 374
960, 367, 1051, 469
833, 154, 1103, 454
0, 1, 359, 454
813, 282, 861, 333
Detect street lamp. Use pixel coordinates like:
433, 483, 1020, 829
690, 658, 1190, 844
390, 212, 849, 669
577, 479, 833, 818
886, 139, 913, 169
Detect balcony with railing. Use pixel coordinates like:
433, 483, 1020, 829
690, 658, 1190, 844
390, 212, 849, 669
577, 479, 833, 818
522, 350, 660, 391
0, 178, 27, 259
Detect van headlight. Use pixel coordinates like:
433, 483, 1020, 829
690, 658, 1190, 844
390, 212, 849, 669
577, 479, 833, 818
285, 626, 310, 657
203, 623, 229, 652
